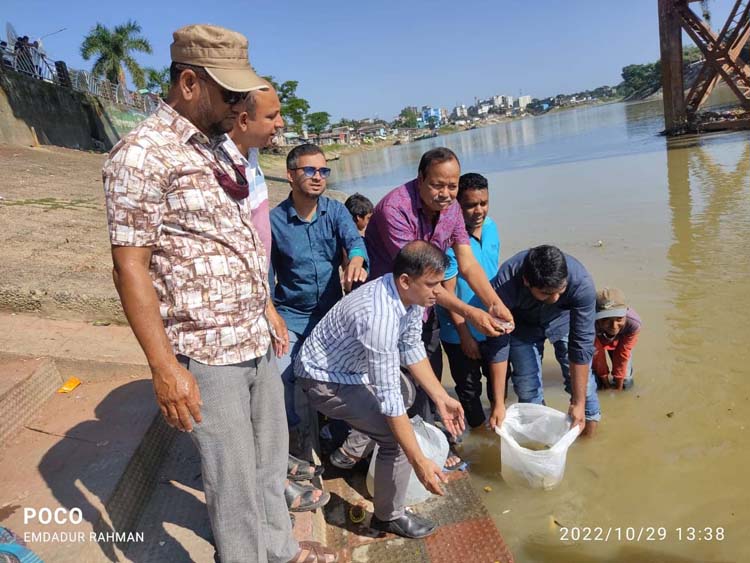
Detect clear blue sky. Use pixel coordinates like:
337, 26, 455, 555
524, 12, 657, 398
2, 0, 738, 120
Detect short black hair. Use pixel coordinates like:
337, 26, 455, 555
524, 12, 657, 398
242, 80, 273, 119
521, 245, 568, 290
458, 173, 488, 200
345, 193, 374, 218
417, 147, 460, 178
169, 61, 205, 86
287, 143, 325, 170
393, 241, 449, 279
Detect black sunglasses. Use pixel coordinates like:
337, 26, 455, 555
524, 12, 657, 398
195, 72, 248, 105
290, 166, 332, 179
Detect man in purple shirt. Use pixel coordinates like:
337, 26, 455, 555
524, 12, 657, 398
326, 148, 513, 470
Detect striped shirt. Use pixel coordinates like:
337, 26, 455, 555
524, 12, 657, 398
295, 274, 426, 417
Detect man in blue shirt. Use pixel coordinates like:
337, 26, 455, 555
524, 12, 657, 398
485, 245, 601, 437
296, 241, 465, 539
438, 173, 502, 429
271, 143, 368, 432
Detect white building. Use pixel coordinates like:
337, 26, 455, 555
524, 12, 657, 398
452, 104, 468, 118
493, 95, 514, 109
517, 95, 532, 109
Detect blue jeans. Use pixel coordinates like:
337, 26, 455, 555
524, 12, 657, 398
277, 330, 304, 427
509, 334, 601, 422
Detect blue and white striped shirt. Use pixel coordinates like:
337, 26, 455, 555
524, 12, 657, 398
295, 273, 426, 417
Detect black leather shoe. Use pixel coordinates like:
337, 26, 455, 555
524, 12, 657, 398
370, 511, 437, 539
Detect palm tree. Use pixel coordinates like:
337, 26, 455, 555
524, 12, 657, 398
80, 20, 152, 88
145, 66, 170, 98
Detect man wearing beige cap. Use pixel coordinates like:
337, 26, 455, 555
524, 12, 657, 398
103, 24, 337, 563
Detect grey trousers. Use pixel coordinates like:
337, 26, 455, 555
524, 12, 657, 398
301, 379, 412, 521
339, 371, 416, 464
179, 351, 298, 563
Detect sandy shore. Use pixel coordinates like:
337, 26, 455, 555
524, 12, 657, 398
0, 144, 344, 322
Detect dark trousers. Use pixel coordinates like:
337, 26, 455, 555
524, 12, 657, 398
406, 309, 442, 423
442, 341, 496, 428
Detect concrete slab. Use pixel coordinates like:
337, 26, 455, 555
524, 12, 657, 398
0, 353, 43, 397
0, 374, 158, 562
0, 355, 63, 445
127, 432, 328, 563
0, 313, 148, 380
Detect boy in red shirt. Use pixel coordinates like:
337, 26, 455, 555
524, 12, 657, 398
593, 287, 641, 390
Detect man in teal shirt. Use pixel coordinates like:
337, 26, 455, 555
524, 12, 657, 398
271, 143, 368, 431
438, 173, 502, 428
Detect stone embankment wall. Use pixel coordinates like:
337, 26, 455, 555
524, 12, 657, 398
0, 68, 146, 151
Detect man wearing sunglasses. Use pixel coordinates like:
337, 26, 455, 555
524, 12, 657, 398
270, 144, 368, 456
103, 24, 337, 563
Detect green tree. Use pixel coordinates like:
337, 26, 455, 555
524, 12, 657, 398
307, 111, 331, 135
262, 75, 310, 133
397, 107, 419, 128
80, 20, 152, 88
618, 62, 660, 97
145, 66, 170, 98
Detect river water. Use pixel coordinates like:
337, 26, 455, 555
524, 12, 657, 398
328, 99, 750, 562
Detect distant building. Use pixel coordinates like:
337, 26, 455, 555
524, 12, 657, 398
516, 95, 532, 109
357, 124, 387, 140
421, 105, 442, 127
453, 104, 468, 119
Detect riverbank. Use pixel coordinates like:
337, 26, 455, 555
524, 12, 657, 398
0, 143, 344, 322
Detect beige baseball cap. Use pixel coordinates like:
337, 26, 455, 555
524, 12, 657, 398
170, 24, 267, 92
595, 287, 628, 320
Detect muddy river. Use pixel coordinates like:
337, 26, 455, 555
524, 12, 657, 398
329, 97, 750, 562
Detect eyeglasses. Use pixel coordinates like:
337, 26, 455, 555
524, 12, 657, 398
217, 87, 248, 106
214, 160, 249, 200
290, 166, 331, 178
195, 72, 248, 105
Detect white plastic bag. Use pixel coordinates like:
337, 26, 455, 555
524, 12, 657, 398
366, 416, 449, 505
495, 403, 580, 490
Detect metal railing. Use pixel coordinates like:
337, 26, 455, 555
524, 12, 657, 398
0, 44, 158, 114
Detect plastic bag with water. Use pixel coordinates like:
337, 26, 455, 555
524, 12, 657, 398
495, 403, 580, 490
366, 415, 449, 505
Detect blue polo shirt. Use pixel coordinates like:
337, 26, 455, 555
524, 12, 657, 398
486, 250, 596, 365
271, 195, 368, 337
437, 217, 501, 344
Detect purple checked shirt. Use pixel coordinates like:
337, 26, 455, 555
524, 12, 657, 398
365, 178, 470, 279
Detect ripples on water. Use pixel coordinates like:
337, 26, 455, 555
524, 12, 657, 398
331, 99, 750, 561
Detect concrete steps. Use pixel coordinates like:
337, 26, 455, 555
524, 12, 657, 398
0, 312, 173, 562
0, 313, 328, 562
0, 365, 171, 562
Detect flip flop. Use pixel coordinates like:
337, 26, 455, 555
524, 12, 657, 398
443, 454, 469, 473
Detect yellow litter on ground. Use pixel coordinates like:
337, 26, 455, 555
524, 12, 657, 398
57, 377, 81, 393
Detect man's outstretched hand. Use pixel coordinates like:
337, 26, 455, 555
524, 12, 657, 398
435, 396, 466, 438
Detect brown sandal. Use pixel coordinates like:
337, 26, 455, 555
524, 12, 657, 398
288, 541, 338, 563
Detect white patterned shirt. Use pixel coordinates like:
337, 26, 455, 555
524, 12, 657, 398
103, 100, 270, 365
